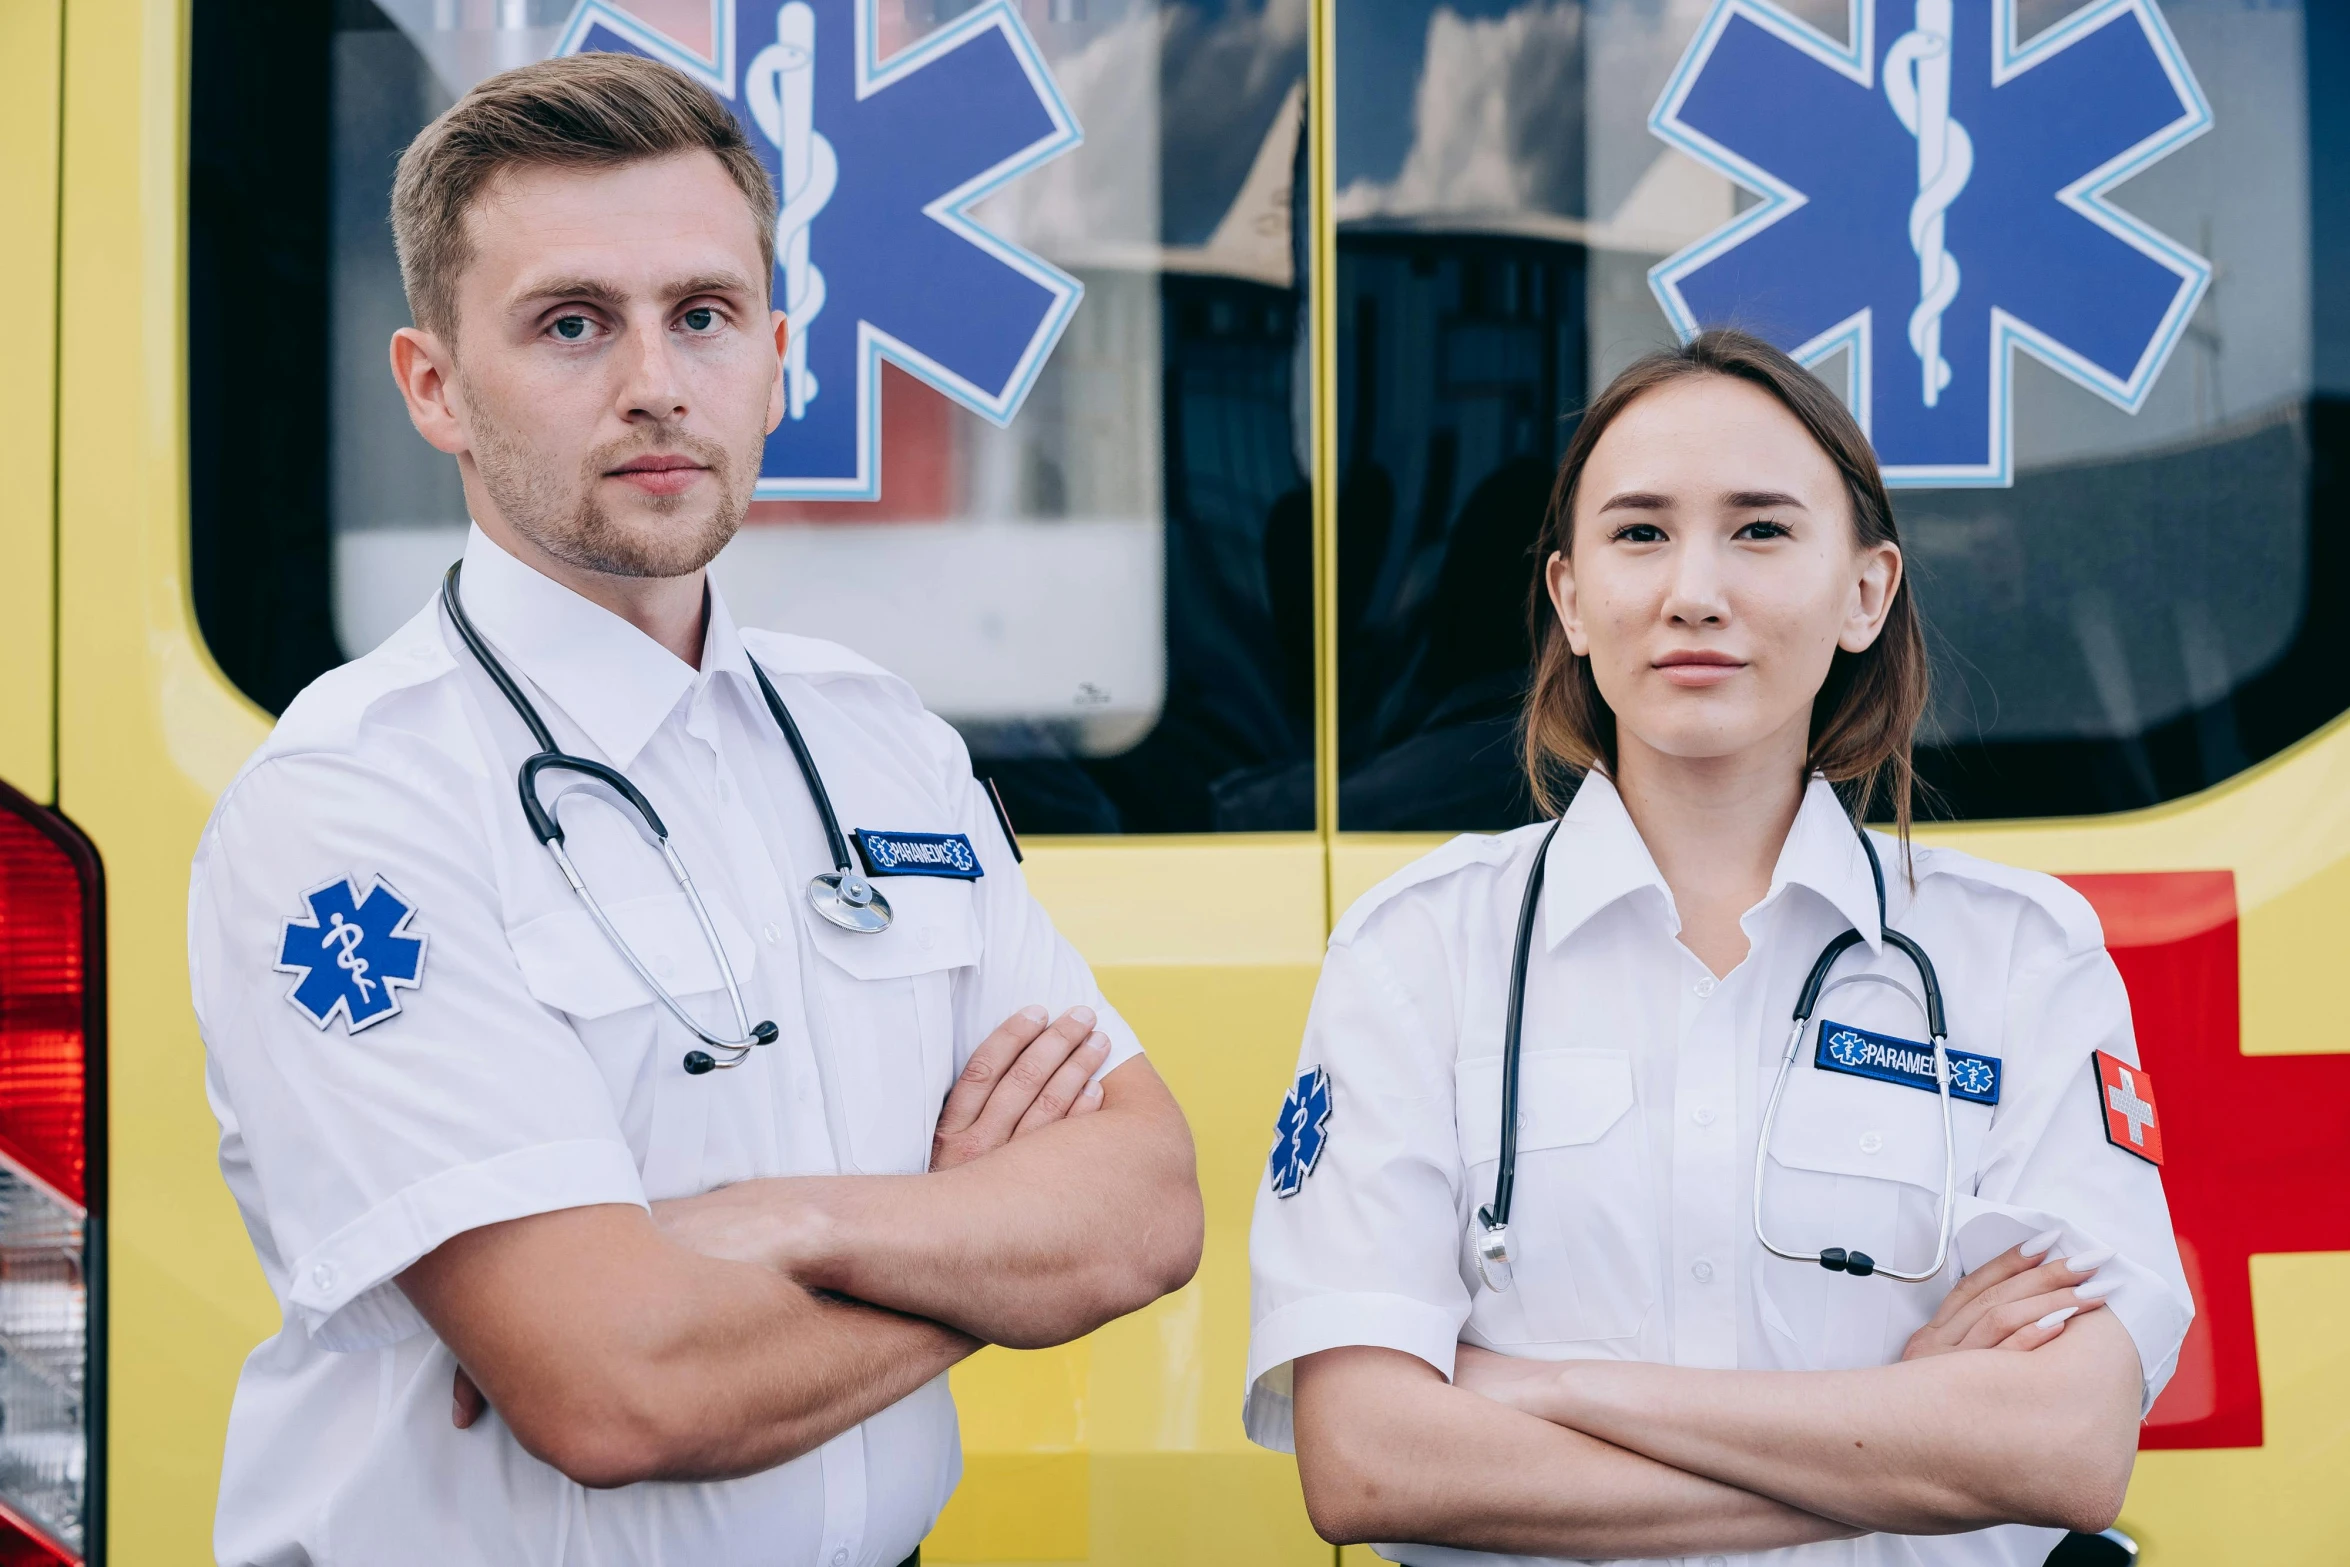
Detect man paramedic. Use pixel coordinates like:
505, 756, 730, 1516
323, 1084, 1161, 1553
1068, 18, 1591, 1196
187, 51, 1202, 1566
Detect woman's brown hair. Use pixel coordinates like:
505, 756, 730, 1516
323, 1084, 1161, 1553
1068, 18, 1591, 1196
1520, 328, 1929, 841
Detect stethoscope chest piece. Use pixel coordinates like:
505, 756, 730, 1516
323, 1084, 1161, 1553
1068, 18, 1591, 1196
809, 869, 892, 934
1473, 1220, 1515, 1293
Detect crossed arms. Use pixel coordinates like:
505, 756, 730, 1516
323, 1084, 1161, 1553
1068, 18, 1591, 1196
397, 1007, 1202, 1488
1291, 1243, 2145, 1559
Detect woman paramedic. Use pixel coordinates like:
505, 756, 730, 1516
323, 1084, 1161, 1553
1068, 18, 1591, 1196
1245, 330, 2192, 1565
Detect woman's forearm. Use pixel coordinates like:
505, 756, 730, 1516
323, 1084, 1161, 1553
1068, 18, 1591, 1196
1514, 1313, 2143, 1535
1293, 1347, 1859, 1559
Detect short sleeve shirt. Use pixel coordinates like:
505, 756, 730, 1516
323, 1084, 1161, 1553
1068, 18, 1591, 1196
191, 526, 1141, 1567
1245, 774, 2192, 1567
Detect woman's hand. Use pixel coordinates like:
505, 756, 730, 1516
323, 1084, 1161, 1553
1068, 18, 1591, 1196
1901, 1232, 2118, 1360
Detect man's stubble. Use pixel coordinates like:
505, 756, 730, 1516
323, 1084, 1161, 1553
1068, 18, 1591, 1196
461, 372, 756, 581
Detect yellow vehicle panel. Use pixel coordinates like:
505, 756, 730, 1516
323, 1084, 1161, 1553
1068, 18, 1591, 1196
6, 0, 2343, 1562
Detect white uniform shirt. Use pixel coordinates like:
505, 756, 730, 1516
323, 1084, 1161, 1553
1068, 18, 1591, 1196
189, 526, 1142, 1567
1245, 773, 2191, 1567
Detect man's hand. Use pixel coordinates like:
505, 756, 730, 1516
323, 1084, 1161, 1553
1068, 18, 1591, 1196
930, 1005, 1109, 1170
1901, 1235, 2117, 1360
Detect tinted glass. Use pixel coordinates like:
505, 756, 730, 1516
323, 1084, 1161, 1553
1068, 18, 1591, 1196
191, 0, 1313, 834
1335, 0, 2350, 827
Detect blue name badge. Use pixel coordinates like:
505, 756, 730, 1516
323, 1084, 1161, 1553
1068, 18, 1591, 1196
1815, 1020, 2001, 1106
853, 829, 983, 880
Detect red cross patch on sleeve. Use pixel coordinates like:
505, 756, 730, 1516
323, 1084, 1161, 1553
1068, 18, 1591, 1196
2093, 1049, 2165, 1165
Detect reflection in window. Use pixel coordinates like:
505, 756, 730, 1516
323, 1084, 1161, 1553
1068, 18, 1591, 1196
1335, 0, 2350, 827
192, 0, 1313, 834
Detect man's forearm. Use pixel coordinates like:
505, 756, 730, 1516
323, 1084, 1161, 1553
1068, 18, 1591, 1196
401, 1203, 978, 1488
688, 1058, 1202, 1347
627, 1277, 975, 1483
1294, 1348, 1857, 1559
1513, 1313, 2142, 1534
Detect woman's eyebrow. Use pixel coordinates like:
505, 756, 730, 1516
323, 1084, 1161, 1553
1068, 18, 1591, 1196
1597, 490, 1672, 512
1724, 489, 1807, 510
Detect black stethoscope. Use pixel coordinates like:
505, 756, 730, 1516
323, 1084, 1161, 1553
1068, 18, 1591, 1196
441, 561, 891, 1076
1472, 805, 1957, 1293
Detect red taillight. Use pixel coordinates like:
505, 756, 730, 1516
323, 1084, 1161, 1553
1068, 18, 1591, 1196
0, 813, 87, 1207
0, 784, 99, 1565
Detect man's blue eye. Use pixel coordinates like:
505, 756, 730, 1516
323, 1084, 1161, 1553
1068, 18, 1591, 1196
684, 307, 716, 331
553, 316, 589, 341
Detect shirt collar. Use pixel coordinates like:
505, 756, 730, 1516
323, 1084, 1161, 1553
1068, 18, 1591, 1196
1540, 772, 1883, 952
453, 525, 754, 768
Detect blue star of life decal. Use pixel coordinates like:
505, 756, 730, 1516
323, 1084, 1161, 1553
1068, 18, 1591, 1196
557, 0, 1082, 499
1650, 0, 2212, 486
1269, 1065, 1333, 1199
275, 876, 428, 1033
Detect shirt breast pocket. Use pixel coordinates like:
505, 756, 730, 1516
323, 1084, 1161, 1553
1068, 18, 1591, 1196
506, 894, 760, 1190
802, 876, 981, 1174
1455, 1048, 1653, 1345
1756, 1068, 1954, 1365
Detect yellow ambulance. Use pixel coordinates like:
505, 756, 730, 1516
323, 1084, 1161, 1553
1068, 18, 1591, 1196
0, 0, 2343, 1561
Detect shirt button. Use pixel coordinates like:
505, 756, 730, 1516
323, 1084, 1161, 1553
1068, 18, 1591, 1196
1693, 976, 1717, 998
762, 923, 783, 944
311, 1263, 335, 1291
917, 926, 936, 951
1690, 1259, 1715, 1283
1691, 1106, 1717, 1127
831, 1551, 849, 1567
1860, 1130, 1884, 1155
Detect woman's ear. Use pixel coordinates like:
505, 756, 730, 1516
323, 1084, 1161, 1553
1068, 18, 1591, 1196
1838, 539, 1903, 654
1547, 550, 1589, 657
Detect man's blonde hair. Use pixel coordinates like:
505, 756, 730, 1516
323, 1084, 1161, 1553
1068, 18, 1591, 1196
390, 52, 776, 337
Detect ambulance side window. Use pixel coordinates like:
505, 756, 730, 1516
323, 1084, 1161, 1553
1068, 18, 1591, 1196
1333, 0, 2350, 826
188, 0, 1316, 836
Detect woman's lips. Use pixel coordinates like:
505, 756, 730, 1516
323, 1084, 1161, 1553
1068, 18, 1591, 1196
1654, 652, 1745, 688
606, 456, 708, 496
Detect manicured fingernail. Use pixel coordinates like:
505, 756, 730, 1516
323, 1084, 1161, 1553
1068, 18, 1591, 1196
2074, 1275, 2123, 1300
1019, 1004, 1048, 1024
1082, 1082, 1103, 1101
2020, 1228, 2063, 1258
2063, 1245, 2117, 1273
1068, 1005, 1096, 1028
2035, 1306, 2079, 1330
1083, 1031, 1109, 1054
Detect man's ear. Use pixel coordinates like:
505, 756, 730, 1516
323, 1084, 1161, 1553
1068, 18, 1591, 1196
390, 327, 467, 457
1546, 550, 1589, 657
765, 309, 790, 435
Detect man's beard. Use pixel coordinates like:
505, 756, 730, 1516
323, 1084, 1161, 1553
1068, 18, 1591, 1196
465, 391, 751, 580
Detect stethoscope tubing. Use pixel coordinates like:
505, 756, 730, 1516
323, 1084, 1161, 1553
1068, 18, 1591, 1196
1473, 804, 1959, 1292
439, 561, 880, 1076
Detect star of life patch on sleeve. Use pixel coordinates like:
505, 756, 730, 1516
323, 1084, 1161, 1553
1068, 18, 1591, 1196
1268, 1066, 1332, 1198
2093, 1049, 2164, 1165
275, 875, 428, 1033
1815, 1019, 2001, 1105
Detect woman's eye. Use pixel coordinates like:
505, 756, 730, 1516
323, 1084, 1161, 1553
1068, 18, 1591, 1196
1737, 518, 1792, 540
1611, 522, 1666, 544
682, 307, 717, 332
551, 315, 592, 341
